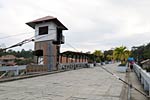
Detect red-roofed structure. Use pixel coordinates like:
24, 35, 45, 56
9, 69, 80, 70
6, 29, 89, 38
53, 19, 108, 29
26, 16, 68, 30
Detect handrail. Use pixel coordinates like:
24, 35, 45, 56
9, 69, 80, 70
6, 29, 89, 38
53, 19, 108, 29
0, 65, 26, 76
133, 64, 150, 96
0, 65, 26, 71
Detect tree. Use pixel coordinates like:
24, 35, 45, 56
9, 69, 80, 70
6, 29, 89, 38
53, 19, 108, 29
131, 43, 150, 63
113, 46, 130, 64
104, 50, 113, 61
106, 55, 113, 61
0, 49, 34, 65
15, 58, 34, 65
93, 50, 103, 62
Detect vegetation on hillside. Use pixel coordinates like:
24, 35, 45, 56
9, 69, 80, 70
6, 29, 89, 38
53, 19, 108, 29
0, 49, 34, 65
131, 43, 150, 64
131, 43, 150, 72
0, 49, 33, 58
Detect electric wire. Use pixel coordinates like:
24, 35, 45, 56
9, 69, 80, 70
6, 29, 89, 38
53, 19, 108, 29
0, 29, 55, 40
0, 33, 56, 52
65, 43, 79, 52
0, 31, 34, 40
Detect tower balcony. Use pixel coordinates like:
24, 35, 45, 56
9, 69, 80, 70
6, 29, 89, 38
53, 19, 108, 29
53, 35, 65, 44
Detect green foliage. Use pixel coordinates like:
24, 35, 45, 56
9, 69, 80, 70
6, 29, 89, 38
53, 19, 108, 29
131, 43, 150, 63
0, 49, 34, 65
0, 49, 34, 58
87, 55, 95, 63
113, 46, 130, 64
93, 50, 103, 57
144, 67, 150, 72
104, 50, 113, 61
15, 59, 34, 65
92, 50, 103, 62
106, 55, 113, 61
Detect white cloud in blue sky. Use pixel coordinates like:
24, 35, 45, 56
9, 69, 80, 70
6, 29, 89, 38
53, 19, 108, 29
0, 0, 150, 52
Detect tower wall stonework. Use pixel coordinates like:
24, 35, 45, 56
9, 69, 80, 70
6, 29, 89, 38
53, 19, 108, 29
35, 41, 57, 71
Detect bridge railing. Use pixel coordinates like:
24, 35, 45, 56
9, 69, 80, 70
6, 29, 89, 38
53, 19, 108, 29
133, 64, 150, 95
59, 62, 89, 70
0, 65, 26, 77
0, 63, 90, 78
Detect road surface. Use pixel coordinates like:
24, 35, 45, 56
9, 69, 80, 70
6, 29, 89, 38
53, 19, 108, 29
0, 63, 125, 100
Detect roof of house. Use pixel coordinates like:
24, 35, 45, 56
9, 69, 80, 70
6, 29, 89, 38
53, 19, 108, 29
0, 55, 16, 60
141, 59, 150, 64
26, 16, 68, 30
61, 51, 94, 57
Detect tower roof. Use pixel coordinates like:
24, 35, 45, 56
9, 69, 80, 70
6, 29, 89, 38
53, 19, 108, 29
26, 16, 68, 30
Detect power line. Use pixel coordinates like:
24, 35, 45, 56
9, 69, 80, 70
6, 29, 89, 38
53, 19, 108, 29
65, 43, 79, 52
0, 31, 34, 40
0, 30, 80, 53
0, 32, 56, 52
1, 37, 34, 51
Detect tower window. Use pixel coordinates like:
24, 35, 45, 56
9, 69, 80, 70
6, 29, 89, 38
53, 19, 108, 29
39, 26, 48, 35
33, 50, 43, 56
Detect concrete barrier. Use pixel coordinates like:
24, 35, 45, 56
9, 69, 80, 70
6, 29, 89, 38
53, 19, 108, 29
60, 62, 89, 70
117, 66, 127, 72
0, 65, 26, 71
133, 64, 150, 95
0, 65, 26, 76
26, 64, 48, 73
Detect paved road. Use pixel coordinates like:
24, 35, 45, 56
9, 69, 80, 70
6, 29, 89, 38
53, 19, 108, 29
0, 63, 125, 100
129, 72, 148, 100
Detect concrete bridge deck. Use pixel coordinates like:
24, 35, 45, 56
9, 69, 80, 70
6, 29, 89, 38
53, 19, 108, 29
0, 63, 125, 100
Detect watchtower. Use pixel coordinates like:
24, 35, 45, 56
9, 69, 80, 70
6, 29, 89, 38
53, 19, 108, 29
26, 16, 68, 71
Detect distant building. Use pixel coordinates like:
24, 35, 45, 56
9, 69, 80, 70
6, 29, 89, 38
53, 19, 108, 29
141, 59, 150, 69
60, 51, 91, 64
0, 55, 16, 66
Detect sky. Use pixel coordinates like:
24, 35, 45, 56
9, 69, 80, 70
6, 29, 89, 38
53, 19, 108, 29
0, 0, 150, 53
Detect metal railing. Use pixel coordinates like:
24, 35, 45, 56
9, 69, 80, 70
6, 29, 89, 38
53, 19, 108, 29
0, 65, 26, 77
133, 64, 150, 96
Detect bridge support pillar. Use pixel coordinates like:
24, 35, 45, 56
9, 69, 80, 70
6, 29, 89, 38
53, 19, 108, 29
14, 69, 19, 76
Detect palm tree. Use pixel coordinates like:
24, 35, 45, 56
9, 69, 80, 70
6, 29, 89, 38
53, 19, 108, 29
93, 50, 103, 62
113, 46, 130, 64
106, 54, 113, 61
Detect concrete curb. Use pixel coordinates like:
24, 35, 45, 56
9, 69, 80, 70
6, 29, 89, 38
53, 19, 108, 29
0, 69, 75, 83
120, 71, 128, 100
